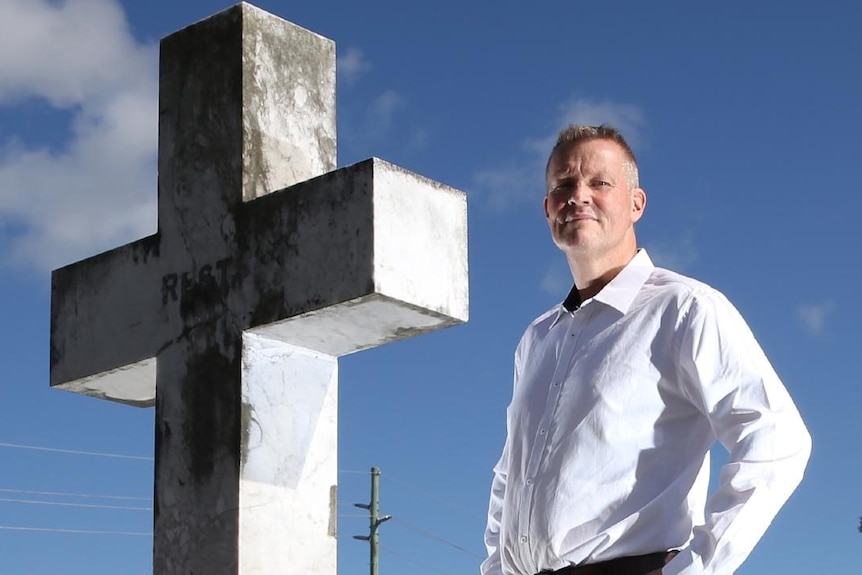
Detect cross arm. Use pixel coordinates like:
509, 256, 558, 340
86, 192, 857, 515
50, 234, 164, 406
238, 157, 468, 356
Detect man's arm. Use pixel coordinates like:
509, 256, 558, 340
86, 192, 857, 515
482, 341, 527, 575
481, 445, 509, 575
663, 291, 811, 575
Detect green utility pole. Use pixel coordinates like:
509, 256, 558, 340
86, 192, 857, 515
354, 467, 391, 575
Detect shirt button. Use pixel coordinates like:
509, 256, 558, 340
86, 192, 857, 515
539, 429, 546, 435
526, 478, 533, 485
520, 535, 528, 543
553, 382, 560, 387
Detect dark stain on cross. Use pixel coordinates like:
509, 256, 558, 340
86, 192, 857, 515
161, 258, 231, 306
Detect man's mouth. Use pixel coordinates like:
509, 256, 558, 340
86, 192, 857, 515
562, 211, 596, 223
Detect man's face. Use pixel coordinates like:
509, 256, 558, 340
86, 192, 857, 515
544, 138, 646, 259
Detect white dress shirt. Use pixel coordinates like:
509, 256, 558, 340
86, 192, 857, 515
482, 249, 811, 575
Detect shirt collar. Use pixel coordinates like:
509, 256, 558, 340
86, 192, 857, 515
551, 249, 655, 329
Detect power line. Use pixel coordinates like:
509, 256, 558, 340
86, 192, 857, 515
389, 516, 485, 560
0, 488, 150, 501
385, 473, 476, 521
0, 441, 152, 461
0, 525, 151, 536
378, 543, 462, 575
0, 442, 373, 473
0, 445, 481, 562
0, 497, 151, 512
1, 502, 374, 518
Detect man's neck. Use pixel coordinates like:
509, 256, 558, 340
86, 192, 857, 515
566, 247, 638, 301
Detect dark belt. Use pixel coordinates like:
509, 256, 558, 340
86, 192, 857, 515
538, 551, 672, 575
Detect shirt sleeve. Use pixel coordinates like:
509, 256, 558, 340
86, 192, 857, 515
481, 442, 509, 575
664, 290, 812, 575
482, 339, 526, 575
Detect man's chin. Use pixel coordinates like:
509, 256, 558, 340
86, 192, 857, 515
552, 232, 592, 252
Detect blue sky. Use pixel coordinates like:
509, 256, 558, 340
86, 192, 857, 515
1, 0, 860, 574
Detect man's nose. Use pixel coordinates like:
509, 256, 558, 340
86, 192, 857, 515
567, 182, 591, 205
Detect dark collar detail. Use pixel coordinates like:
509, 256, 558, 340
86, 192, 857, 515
563, 283, 582, 313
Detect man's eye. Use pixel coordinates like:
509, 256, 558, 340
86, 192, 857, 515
593, 180, 611, 187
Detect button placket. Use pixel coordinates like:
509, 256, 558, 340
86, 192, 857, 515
526, 310, 588, 479
518, 309, 591, 562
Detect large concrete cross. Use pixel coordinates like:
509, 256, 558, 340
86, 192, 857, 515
49, 4, 467, 574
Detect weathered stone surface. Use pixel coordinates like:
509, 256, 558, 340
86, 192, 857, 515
239, 334, 338, 574
51, 3, 339, 404
48, 3, 468, 575
247, 158, 469, 356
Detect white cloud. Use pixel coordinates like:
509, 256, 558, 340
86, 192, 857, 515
797, 302, 834, 336
368, 89, 405, 131
473, 154, 538, 212
644, 235, 698, 272
473, 97, 645, 211
409, 127, 428, 149
556, 99, 645, 149
334, 48, 420, 160
0, 0, 158, 271
339, 88, 407, 155
539, 259, 572, 297
0, 0, 150, 106
337, 46, 371, 86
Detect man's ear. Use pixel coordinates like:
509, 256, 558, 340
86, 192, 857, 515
631, 187, 646, 223
543, 195, 550, 219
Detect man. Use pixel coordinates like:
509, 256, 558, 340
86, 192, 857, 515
481, 125, 811, 575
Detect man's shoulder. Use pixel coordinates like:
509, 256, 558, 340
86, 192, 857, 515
646, 265, 722, 301
644, 266, 741, 324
